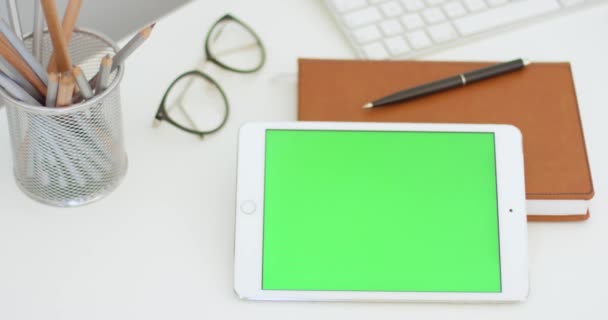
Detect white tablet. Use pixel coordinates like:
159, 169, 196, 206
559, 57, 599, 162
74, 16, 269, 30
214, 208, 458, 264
234, 122, 528, 303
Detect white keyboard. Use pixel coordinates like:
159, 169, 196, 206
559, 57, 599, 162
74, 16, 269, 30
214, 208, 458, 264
325, 0, 604, 59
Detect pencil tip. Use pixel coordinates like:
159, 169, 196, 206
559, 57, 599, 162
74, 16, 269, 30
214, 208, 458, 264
48, 72, 59, 82
141, 23, 156, 38
72, 66, 82, 76
362, 102, 373, 109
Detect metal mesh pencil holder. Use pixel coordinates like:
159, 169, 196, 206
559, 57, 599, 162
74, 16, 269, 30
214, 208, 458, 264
0, 28, 126, 207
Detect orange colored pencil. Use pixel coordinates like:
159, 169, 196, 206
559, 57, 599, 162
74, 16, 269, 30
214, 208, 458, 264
0, 34, 47, 96
47, 0, 82, 72
56, 72, 75, 107
40, 0, 72, 72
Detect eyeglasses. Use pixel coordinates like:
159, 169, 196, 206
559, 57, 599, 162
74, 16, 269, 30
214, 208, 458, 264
153, 14, 266, 137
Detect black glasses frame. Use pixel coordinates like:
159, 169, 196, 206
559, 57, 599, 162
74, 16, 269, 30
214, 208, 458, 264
154, 14, 266, 137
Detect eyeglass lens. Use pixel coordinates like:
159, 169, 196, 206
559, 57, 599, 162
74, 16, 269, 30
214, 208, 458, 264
163, 74, 227, 133
207, 18, 264, 72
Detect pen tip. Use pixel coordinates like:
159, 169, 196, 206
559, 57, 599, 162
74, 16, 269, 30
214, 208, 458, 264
362, 102, 373, 109
523, 58, 531, 66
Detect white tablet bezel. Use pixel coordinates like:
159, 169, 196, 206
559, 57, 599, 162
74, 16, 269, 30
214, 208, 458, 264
234, 121, 528, 302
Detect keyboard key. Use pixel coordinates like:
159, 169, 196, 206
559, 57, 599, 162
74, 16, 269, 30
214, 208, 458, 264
380, 1, 404, 17
343, 7, 383, 28
426, 0, 446, 5
380, 19, 404, 35
443, 2, 467, 18
331, 0, 367, 13
401, 13, 425, 29
422, 8, 446, 23
561, 0, 585, 6
463, 0, 487, 11
406, 30, 432, 48
362, 42, 390, 59
353, 25, 382, 43
487, 0, 508, 6
454, 0, 561, 35
401, 0, 425, 11
427, 22, 457, 42
384, 36, 411, 55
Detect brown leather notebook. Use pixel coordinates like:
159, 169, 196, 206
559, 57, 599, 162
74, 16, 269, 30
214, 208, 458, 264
298, 59, 594, 222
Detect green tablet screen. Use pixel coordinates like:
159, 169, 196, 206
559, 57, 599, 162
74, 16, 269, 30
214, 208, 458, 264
262, 130, 501, 293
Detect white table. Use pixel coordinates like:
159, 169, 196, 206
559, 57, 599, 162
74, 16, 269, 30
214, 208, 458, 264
1, 1, 607, 319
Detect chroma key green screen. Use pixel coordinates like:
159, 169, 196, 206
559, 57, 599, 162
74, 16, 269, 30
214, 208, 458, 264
261, 130, 501, 292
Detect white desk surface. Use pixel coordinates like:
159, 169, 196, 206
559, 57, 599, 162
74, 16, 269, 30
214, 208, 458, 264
1, 1, 607, 319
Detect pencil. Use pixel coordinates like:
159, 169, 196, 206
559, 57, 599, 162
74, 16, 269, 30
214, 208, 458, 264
0, 71, 42, 105
6, 0, 23, 40
113, 23, 155, 69
40, 0, 72, 73
0, 54, 43, 101
0, 18, 49, 85
56, 72, 75, 107
46, 72, 59, 107
95, 54, 112, 93
33, 1, 45, 63
0, 34, 47, 96
89, 23, 155, 87
47, 0, 82, 72
72, 66, 93, 99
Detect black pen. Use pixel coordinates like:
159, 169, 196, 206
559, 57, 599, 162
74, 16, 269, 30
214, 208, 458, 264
363, 58, 530, 109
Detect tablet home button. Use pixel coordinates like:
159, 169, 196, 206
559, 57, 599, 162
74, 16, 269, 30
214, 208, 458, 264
240, 200, 256, 214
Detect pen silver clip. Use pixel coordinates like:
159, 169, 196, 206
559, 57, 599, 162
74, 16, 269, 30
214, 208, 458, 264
459, 74, 467, 85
